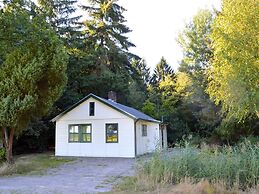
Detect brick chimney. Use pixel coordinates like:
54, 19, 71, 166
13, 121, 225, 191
108, 91, 117, 102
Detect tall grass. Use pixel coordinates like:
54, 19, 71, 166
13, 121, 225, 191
141, 141, 259, 190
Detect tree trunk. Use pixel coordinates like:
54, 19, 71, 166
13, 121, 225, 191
1, 127, 14, 164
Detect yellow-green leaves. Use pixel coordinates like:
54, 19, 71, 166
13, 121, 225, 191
207, 0, 259, 121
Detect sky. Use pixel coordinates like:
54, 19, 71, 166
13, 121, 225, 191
118, 0, 222, 71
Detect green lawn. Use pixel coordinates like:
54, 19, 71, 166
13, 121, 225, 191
0, 152, 74, 176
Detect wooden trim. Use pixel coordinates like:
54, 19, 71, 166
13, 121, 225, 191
134, 119, 139, 157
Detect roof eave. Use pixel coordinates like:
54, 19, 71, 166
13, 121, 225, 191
137, 118, 161, 124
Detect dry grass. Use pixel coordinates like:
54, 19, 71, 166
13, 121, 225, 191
0, 152, 74, 176
113, 176, 259, 194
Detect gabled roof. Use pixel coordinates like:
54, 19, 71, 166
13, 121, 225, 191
51, 93, 160, 123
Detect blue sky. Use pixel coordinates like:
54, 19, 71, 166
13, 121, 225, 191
118, 0, 221, 71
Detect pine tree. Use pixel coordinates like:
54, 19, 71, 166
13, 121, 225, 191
151, 57, 174, 84
38, 0, 82, 46
59, 0, 144, 106
131, 59, 151, 87
81, 0, 135, 72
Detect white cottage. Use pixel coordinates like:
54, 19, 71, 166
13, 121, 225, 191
51, 93, 167, 158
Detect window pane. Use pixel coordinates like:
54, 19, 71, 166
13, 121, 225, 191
82, 134, 91, 142
142, 125, 147, 136
89, 102, 95, 116
70, 126, 78, 133
86, 126, 91, 133
107, 134, 118, 142
106, 124, 118, 143
69, 134, 79, 142
81, 125, 91, 133
74, 134, 79, 141
69, 125, 79, 133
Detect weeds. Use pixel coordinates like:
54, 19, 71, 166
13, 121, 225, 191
115, 141, 259, 193
142, 141, 259, 190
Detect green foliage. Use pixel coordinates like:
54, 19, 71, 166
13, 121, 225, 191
38, 0, 82, 39
176, 9, 221, 138
81, 0, 135, 51
142, 100, 157, 119
178, 9, 214, 74
145, 62, 197, 142
215, 117, 258, 142
56, 0, 145, 110
127, 81, 147, 109
0, 148, 5, 162
132, 59, 151, 87
0, 1, 68, 132
13, 118, 52, 154
208, 0, 259, 121
151, 57, 174, 85
142, 143, 259, 189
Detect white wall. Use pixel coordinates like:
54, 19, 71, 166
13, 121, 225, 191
55, 97, 135, 158
136, 121, 160, 155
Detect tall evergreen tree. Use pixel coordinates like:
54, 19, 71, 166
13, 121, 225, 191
38, 0, 82, 46
58, 0, 143, 106
151, 57, 174, 85
131, 59, 151, 87
81, 0, 135, 71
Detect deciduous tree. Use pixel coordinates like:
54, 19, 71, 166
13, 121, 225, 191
207, 0, 259, 121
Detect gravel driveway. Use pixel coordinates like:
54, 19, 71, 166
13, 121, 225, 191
0, 157, 135, 194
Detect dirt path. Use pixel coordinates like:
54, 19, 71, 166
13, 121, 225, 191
0, 157, 135, 194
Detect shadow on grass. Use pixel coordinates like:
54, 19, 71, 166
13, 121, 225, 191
0, 152, 74, 177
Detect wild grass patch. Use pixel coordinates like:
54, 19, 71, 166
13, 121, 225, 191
0, 152, 73, 176
143, 142, 258, 189
114, 141, 259, 193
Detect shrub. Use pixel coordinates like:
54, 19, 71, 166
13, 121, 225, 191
141, 142, 259, 190
0, 148, 6, 162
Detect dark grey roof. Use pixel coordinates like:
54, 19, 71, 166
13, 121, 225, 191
51, 93, 160, 123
